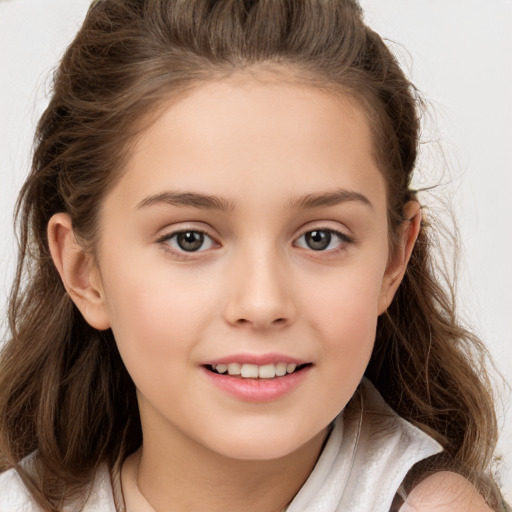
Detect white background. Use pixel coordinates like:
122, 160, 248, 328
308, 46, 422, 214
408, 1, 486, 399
1, 0, 511, 499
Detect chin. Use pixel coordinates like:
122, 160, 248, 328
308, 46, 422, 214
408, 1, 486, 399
202, 425, 325, 462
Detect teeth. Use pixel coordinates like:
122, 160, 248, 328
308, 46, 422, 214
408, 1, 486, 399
286, 363, 297, 374
213, 362, 303, 379
240, 364, 259, 378
227, 363, 241, 375
215, 364, 228, 374
258, 364, 276, 379
275, 362, 287, 377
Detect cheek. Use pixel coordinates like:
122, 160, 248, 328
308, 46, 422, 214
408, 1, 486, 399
99, 270, 201, 404
300, 265, 384, 371
100, 261, 212, 358
307, 268, 383, 330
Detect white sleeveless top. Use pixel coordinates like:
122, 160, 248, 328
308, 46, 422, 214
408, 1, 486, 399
286, 378, 443, 511
0, 378, 442, 512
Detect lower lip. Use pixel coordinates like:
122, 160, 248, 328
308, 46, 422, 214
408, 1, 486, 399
201, 366, 311, 403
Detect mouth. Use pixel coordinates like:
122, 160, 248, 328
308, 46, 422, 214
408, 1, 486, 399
204, 362, 312, 379
202, 358, 312, 401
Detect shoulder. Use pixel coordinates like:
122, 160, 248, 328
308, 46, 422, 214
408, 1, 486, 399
401, 471, 493, 512
0, 467, 40, 511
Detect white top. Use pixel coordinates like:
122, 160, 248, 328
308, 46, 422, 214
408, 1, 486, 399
286, 378, 443, 511
0, 462, 115, 512
0, 379, 442, 512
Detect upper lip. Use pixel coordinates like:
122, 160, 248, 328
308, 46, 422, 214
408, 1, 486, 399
203, 353, 310, 366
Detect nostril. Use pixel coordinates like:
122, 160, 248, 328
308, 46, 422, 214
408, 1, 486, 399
233, 317, 287, 328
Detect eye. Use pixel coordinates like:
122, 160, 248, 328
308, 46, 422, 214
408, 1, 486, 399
295, 229, 350, 252
161, 230, 216, 253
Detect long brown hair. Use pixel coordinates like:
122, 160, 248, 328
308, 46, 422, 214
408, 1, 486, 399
0, 0, 505, 509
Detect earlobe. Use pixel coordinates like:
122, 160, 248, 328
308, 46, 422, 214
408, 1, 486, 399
47, 213, 111, 330
378, 201, 422, 314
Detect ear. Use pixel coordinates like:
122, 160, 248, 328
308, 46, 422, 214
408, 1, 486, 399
47, 213, 111, 330
378, 201, 422, 314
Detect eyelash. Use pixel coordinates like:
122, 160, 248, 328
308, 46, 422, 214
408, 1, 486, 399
156, 229, 219, 258
293, 228, 353, 254
156, 227, 353, 258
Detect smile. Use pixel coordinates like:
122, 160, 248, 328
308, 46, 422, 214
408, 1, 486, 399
206, 362, 309, 379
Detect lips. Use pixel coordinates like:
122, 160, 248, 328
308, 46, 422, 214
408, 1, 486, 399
201, 354, 312, 402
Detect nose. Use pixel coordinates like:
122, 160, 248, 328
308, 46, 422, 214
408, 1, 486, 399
223, 246, 296, 330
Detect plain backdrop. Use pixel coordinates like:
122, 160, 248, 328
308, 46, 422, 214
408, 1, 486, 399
1, 0, 511, 500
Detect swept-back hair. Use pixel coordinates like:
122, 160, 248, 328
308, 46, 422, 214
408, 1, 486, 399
0, 0, 504, 509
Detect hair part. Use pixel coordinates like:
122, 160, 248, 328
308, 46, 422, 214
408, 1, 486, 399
0, 0, 503, 509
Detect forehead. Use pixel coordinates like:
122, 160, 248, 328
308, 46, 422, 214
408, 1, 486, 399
108, 75, 386, 214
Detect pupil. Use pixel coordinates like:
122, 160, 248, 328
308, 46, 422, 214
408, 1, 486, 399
306, 230, 331, 251
177, 231, 204, 251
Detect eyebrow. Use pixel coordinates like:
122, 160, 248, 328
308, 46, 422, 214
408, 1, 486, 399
136, 188, 373, 212
290, 189, 374, 210
136, 192, 235, 212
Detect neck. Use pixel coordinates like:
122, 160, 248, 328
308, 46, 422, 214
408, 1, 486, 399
132, 419, 327, 512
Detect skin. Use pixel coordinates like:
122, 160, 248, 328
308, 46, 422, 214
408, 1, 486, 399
47, 75, 490, 511
402, 472, 493, 512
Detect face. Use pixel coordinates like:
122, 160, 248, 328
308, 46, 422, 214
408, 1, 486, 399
88, 76, 402, 461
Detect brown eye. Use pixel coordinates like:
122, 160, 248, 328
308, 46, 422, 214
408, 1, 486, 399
305, 230, 332, 251
294, 228, 352, 252
176, 231, 205, 252
158, 229, 217, 256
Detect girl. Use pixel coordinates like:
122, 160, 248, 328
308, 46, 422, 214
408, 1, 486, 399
0, 0, 509, 511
